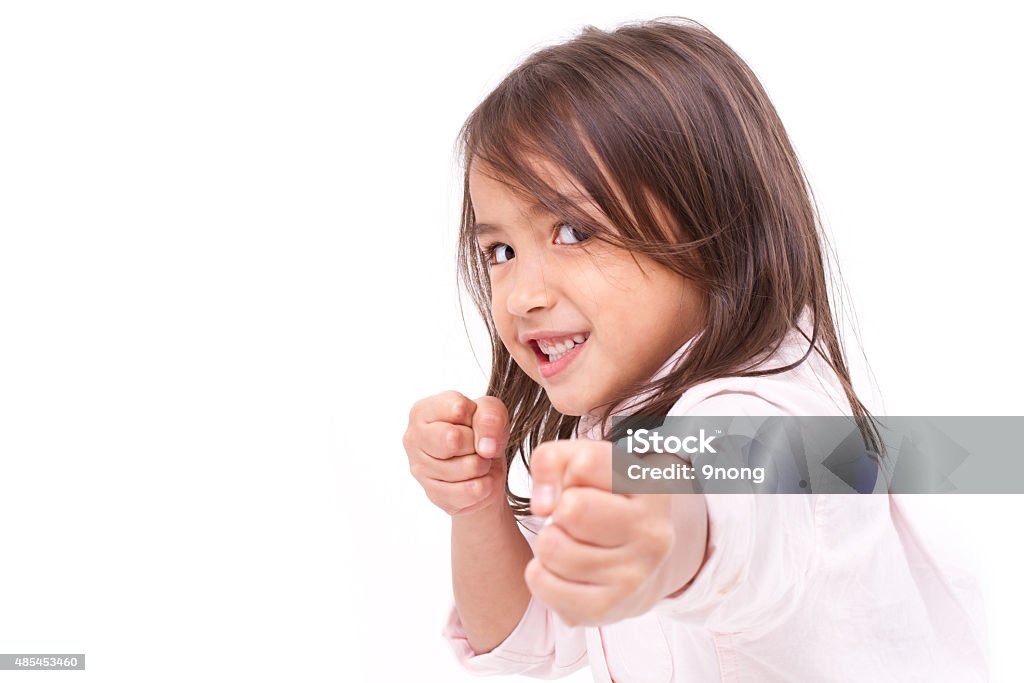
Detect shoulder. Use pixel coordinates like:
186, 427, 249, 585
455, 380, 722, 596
672, 305, 855, 417
670, 351, 853, 417
670, 381, 787, 417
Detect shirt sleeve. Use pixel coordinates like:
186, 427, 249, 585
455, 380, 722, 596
648, 391, 819, 638
441, 515, 589, 678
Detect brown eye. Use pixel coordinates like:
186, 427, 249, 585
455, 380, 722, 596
484, 243, 514, 264
555, 223, 589, 244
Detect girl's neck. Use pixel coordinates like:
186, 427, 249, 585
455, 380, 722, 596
578, 331, 704, 437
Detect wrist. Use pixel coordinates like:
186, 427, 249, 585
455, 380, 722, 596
452, 495, 514, 531
654, 494, 709, 602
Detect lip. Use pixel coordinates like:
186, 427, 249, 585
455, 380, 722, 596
533, 336, 589, 379
519, 330, 590, 345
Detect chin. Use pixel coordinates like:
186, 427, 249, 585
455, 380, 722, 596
545, 392, 589, 417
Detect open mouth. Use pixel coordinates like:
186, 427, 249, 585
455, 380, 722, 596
531, 332, 589, 362
529, 333, 590, 378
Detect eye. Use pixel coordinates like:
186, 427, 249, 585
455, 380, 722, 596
482, 242, 515, 265
555, 223, 590, 245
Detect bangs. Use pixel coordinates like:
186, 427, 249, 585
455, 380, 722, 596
458, 74, 640, 249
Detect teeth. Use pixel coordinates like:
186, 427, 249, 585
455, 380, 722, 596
537, 333, 589, 362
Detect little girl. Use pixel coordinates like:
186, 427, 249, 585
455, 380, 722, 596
403, 17, 987, 682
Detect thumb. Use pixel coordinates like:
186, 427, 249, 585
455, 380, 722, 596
528, 440, 575, 516
472, 396, 509, 460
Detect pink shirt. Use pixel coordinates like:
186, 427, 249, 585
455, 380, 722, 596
442, 308, 989, 681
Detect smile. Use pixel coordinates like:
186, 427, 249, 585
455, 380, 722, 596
532, 334, 589, 378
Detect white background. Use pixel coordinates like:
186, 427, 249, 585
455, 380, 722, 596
0, 1, 1020, 681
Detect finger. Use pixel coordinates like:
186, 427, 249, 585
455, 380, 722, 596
416, 390, 477, 427
419, 422, 476, 460
529, 441, 576, 516
547, 486, 634, 547
560, 441, 613, 492
472, 396, 509, 459
563, 439, 642, 498
416, 451, 492, 483
423, 475, 494, 512
524, 557, 611, 627
533, 521, 632, 584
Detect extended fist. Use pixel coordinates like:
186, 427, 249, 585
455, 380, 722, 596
525, 438, 705, 626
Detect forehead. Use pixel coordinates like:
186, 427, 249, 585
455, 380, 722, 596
469, 155, 575, 203
468, 155, 601, 230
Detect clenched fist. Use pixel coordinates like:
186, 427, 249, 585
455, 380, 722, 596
525, 438, 708, 627
403, 390, 511, 517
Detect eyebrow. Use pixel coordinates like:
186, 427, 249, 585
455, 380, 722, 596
472, 194, 591, 239
470, 221, 506, 238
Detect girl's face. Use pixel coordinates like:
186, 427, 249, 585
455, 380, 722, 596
469, 158, 704, 417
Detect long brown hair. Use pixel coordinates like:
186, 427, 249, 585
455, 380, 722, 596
453, 16, 884, 518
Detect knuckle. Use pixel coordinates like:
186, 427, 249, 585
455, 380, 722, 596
453, 395, 475, 421
478, 412, 501, 429
574, 447, 597, 470
464, 478, 482, 499
623, 567, 647, 592
455, 456, 473, 479
443, 425, 460, 451
530, 443, 557, 474
436, 390, 463, 419
475, 401, 507, 429
477, 458, 495, 480
558, 488, 583, 521
524, 560, 542, 592
535, 528, 559, 561
438, 389, 460, 403
565, 451, 594, 483
409, 398, 423, 420
647, 522, 674, 557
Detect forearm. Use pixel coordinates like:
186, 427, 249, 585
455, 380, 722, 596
654, 492, 709, 602
451, 501, 534, 654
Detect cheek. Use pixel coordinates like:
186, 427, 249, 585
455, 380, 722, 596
493, 317, 516, 351
489, 290, 509, 330
591, 298, 636, 347
489, 308, 529, 363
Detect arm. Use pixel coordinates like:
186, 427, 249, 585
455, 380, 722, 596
450, 499, 533, 654
648, 392, 818, 635
437, 396, 588, 677
651, 488, 709, 601
443, 510, 591, 678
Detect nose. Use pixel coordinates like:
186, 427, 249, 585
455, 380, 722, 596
505, 256, 556, 317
